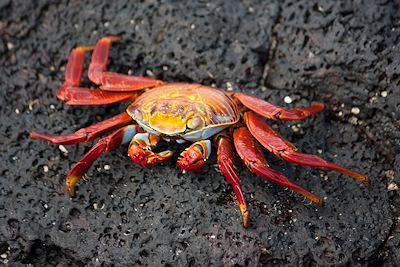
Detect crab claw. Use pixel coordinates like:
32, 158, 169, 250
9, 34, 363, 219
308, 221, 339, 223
177, 140, 211, 172
128, 143, 173, 166
128, 133, 173, 167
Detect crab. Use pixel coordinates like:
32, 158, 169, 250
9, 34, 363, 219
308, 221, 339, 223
31, 36, 369, 228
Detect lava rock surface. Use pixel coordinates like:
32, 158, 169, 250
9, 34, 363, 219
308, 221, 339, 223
0, 0, 399, 266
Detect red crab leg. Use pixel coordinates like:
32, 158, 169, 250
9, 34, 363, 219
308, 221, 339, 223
57, 43, 139, 105
59, 87, 140, 105
128, 133, 173, 167
233, 127, 323, 205
244, 112, 369, 186
177, 140, 211, 172
233, 92, 324, 121
66, 125, 140, 197
216, 135, 250, 228
30, 112, 133, 145
88, 36, 165, 91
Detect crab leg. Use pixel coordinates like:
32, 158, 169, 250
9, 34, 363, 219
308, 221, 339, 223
176, 137, 249, 227
57, 44, 138, 105
88, 36, 165, 91
234, 92, 324, 121
233, 127, 323, 205
66, 125, 140, 197
177, 140, 211, 172
244, 112, 369, 186
216, 136, 249, 228
128, 133, 173, 167
59, 88, 140, 106
30, 112, 133, 145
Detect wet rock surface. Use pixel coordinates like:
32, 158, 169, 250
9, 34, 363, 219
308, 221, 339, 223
0, 0, 399, 266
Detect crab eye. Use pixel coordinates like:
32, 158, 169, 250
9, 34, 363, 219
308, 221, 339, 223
134, 109, 143, 121
187, 116, 203, 129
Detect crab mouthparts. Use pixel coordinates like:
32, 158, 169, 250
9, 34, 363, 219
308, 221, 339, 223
149, 113, 187, 135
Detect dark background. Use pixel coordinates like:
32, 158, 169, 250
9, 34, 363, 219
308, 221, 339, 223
1, 0, 399, 266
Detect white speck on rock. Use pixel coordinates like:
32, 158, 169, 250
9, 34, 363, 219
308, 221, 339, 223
43, 165, 49, 172
226, 82, 234, 91
284, 96, 292, 104
146, 70, 155, 77
7, 42, 14, 50
351, 107, 360, 115
58, 145, 68, 155
385, 170, 395, 180
349, 116, 358, 125
291, 125, 300, 132
388, 182, 398, 191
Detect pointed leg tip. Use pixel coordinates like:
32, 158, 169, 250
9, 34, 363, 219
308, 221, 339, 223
30, 132, 38, 139
30, 131, 47, 140
66, 176, 79, 198
66, 186, 77, 198
361, 176, 370, 187
303, 192, 324, 206
346, 170, 370, 187
103, 35, 122, 43
316, 198, 325, 207
76, 45, 95, 52
239, 204, 250, 228
29, 132, 52, 142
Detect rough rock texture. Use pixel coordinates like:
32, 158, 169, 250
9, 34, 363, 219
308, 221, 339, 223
0, 0, 399, 266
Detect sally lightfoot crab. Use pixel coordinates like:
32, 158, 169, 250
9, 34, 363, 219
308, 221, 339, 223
31, 36, 369, 228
